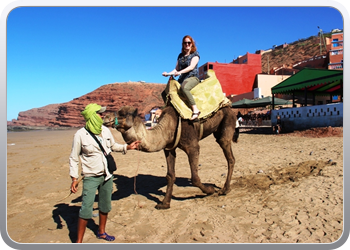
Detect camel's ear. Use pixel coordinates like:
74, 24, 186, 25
133, 108, 138, 117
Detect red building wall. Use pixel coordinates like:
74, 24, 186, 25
328, 32, 343, 69
198, 53, 261, 96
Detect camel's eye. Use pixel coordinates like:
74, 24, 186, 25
117, 111, 128, 118
117, 108, 137, 119
119, 112, 135, 118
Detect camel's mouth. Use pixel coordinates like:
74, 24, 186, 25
103, 112, 118, 128
115, 123, 132, 133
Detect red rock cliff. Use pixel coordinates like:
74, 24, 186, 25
9, 82, 166, 128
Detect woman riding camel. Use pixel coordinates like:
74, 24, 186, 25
162, 35, 201, 120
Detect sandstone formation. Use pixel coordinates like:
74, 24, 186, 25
8, 104, 61, 127
9, 82, 166, 128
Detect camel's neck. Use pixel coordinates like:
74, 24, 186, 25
123, 116, 177, 152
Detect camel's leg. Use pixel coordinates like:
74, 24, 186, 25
214, 132, 235, 195
185, 143, 215, 195
156, 149, 176, 210
233, 127, 239, 143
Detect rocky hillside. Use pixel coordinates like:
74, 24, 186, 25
8, 82, 165, 128
9, 103, 61, 127
8, 35, 331, 128
261, 35, 328, 73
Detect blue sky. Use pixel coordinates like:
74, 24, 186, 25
6, 6, 344, 121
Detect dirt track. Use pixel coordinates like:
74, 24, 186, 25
6, 127, 343, 243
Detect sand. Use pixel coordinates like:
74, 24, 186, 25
6, 127, 343, 244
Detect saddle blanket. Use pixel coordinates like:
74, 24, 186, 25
163, 70, 231, 120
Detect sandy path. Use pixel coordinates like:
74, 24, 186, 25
6, 128, 343, 244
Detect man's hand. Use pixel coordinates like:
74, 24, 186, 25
70, 179, 79, 193
127, 140, 141, 150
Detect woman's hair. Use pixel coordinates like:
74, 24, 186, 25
181, 35, 197, 54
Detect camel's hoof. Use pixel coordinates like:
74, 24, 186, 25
155, 203, 170, 210
218, 188, 231, 195
205, 185, 215, 195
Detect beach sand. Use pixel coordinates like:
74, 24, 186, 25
6, 127, 343, 244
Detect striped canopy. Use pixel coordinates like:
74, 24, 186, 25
271, 68, 343, 96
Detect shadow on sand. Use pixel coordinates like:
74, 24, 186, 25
51, 173, 215, 242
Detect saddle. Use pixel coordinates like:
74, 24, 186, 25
162, 70, 231, 120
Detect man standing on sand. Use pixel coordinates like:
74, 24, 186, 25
69, 103, 140, 243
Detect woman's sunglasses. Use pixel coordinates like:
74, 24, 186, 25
183, 41, 192, 45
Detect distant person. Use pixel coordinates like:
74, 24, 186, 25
273, 115, 283, 134
69, 103, 140, 243
237, 111, 243, 126
153, 109, 162, 123
266, 110, 271, 120
162, 35, 201, 120
257, 114, 263, 126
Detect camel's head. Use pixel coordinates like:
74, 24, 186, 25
113, 106, 139, 133
103, 112, 118, 128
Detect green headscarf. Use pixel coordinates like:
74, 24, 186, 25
81, 103, 103, 135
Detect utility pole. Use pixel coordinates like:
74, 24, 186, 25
318, 26, 327, 55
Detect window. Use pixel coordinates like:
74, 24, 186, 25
331, 50, 343, 56
209, 64, 213, 69
333, 39, 340, 48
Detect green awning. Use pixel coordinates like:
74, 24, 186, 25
231, 98, 254, 108
231, 96, 292, 108
251, 96, 292, 107
271, 68, 343, 95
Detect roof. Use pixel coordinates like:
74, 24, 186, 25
271, 68, 343, 95
230, 98, 254, 108
251, 96, 292, 106
231, 96, 292, 108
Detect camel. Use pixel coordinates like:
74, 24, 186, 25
103, 105, 239, 209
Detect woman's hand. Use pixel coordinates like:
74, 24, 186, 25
163, 69, 179, 77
